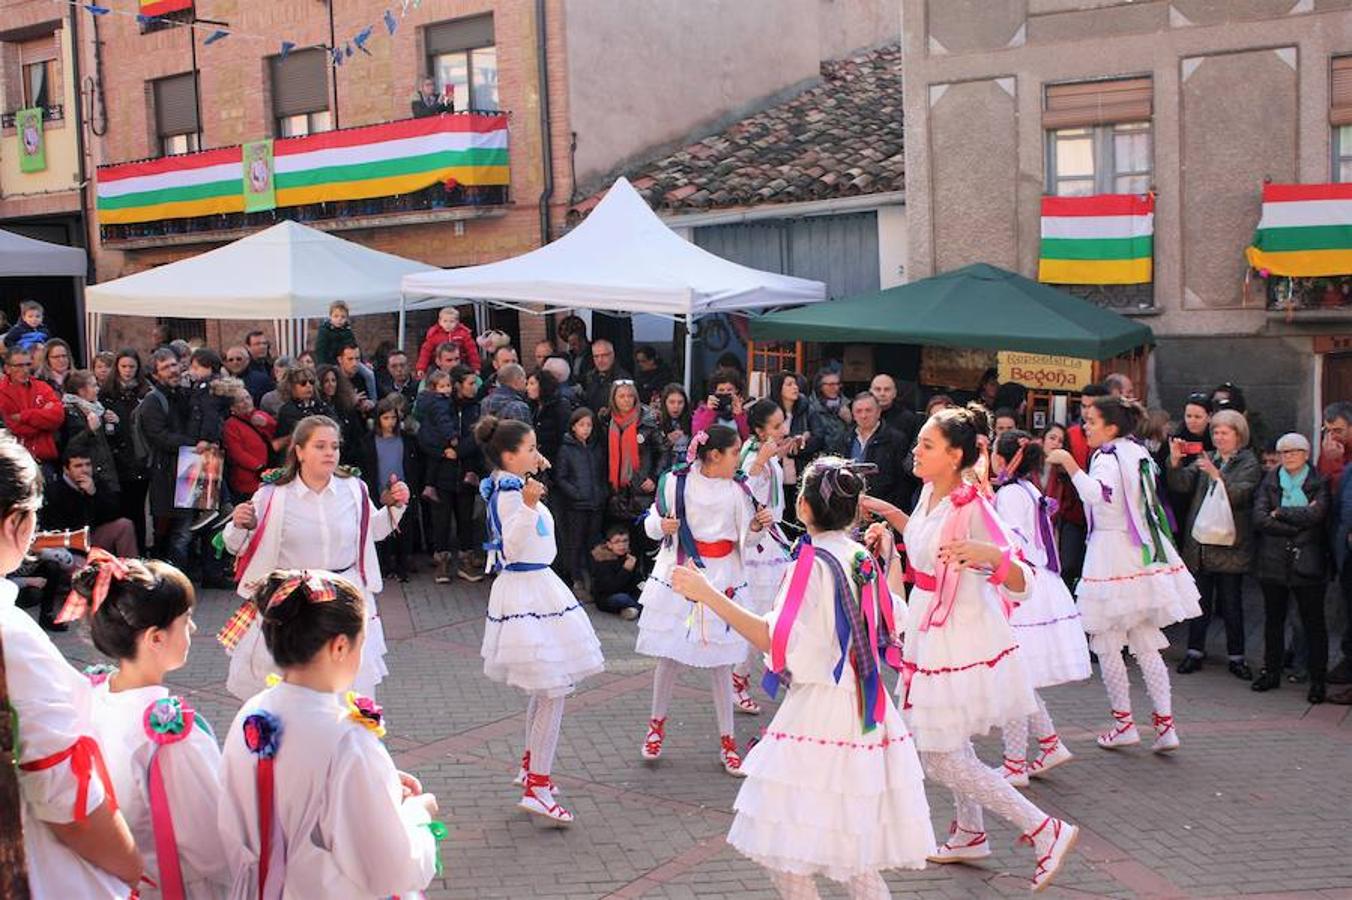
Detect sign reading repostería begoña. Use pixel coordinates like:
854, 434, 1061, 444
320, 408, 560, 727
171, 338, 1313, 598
997, 352, 1094, 392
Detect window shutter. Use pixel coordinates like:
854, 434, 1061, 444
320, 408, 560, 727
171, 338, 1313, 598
153, 72, 198, 137
1043, 77, 1152, 129
270, 48, 329, 118
425, 14, 494, 56
1332, 57, 1352, 126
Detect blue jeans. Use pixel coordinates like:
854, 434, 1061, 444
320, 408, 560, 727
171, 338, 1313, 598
595, 592, 640, 616
162, 510, 194, 568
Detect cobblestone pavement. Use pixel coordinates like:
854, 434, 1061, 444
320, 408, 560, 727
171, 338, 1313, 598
48, 573, 1352, 899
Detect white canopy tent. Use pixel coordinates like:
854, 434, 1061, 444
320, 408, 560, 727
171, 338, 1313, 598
0, 228, 87, 277
400, 177, 827, 389
85, 220, 432, 356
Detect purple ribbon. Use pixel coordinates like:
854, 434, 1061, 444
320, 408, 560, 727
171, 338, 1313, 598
1095, 444, 1148, 551
1016, 480, 1061, 574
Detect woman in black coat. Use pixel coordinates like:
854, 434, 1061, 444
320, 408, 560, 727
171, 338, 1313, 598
553, 407, 608, 587
770, 371, 824, 523
1251, 433, 1331, 702
528, 368, 572, 466
100, 349, 150, 550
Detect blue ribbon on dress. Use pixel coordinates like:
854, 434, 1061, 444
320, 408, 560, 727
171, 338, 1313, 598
480, 475, 550, 573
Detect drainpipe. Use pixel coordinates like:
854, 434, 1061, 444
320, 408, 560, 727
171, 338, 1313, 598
535, 0, 553, 246
67, 3, 94, 357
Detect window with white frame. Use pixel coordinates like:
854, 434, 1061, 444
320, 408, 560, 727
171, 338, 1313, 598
152, 72, 200, 156
1044, 77, 1153, 196
270, 48, 331, 138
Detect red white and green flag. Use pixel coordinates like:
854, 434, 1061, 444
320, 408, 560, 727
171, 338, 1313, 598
1246, 183, 1352, 277
1038, 193, 1154, 285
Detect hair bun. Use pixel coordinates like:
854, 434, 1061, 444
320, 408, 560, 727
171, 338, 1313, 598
473, 414, 501, 447
836, 467, 865, 497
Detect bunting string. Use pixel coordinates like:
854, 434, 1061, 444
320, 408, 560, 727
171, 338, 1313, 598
55, 0, 427, 69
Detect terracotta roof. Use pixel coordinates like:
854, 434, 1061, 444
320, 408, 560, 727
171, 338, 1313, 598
570, 44, 903, 220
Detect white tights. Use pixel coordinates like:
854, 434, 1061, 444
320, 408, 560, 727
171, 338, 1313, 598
524, 692, 566, 776
1002, 693, 1058, 762
1096, 638, 1173, 717
921, 742, 1047, 837
650, 658, 735, 735
768, 870, 891, 900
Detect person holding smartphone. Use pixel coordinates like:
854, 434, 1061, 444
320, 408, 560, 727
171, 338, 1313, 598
692, 369, 749, 439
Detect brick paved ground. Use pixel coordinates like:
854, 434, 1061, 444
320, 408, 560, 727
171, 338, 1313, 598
47, 575, 1352, 899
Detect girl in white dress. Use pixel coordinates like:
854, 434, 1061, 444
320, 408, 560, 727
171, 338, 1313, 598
1046, 396, 1201, 753
670, 457, 933, 900
635, 425, 768, 776
990, 431, 1091, 787
63, 552, 228, 899
219, 415, 409, 701
0, 433, 142, 897
475, 415, 605, 826
733, 399, 795, 715
218, 570, 440, 899
888, 407, 1079, 892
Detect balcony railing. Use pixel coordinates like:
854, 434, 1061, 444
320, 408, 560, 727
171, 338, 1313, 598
96, 112, 509, 244
2, 104, 64, 128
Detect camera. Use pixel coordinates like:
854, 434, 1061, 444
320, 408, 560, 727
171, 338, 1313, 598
716, 394, 733, 417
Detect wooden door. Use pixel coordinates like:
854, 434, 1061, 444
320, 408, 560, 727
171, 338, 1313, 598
1322, 352, 1352, 406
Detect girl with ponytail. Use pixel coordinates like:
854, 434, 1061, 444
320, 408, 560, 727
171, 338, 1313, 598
989, 431, 1091, 788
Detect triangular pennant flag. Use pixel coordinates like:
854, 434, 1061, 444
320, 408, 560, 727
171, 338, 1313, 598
354, 25, 373, 55
85, 4, 110, 15
384, 10, 398, 35
203, 29, 229, 45
280, 40, 296, 61
344, 42, 354, 58
331, 45, 344, 66
401, 0, 411, 15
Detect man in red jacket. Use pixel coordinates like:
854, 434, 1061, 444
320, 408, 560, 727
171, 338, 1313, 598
1067, 383, 1110, 470
0, 347, 64, 464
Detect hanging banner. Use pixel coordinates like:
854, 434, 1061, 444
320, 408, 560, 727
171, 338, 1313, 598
997, 351, 1094, 392
139, 0, 194, 15
242, 139, 276, 212
16, 108, 46, 173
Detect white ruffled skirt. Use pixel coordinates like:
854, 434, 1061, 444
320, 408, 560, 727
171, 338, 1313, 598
730, 680, 935, 880
1076, 529, 1201, 656
481, 567, 605, 698
744, 537, 791, 616
636, 552, 750, 668
900, 586, 1038, 753
1008, 567, 1091, 689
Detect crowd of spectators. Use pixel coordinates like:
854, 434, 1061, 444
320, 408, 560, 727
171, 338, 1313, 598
3, 298, 1350, 705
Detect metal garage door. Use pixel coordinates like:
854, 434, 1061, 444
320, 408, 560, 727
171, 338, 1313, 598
692, 211, 880, 299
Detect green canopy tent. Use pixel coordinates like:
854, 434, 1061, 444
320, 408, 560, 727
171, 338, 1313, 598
749, 263, 1153, 360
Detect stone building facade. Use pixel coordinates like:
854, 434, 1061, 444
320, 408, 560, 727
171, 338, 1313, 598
901, 0, 1352, 437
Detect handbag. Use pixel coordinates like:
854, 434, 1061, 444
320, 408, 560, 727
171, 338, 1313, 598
1191, 477, 1236, 547
607, 483, 653, 522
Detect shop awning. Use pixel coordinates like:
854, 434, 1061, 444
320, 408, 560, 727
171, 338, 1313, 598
749, 263, 1153, 360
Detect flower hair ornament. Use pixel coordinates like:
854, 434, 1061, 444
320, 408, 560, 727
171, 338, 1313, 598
242, 710, 283, 898
217, 569, 340, 651
686, 430, 710, 464
345, 691, 387, 738
55, 547, 130, 625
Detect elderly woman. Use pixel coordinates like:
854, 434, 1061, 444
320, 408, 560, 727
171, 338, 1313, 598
1251, 433, 1330, 702
1168, 408, 1262, 680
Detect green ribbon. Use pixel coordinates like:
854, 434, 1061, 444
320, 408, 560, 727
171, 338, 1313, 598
739, 440, 782, 510
422, 820, 449, 876
1138, 459, 1172, 564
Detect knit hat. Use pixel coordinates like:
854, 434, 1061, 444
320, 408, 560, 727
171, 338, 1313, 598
1275, 432, 1310, 454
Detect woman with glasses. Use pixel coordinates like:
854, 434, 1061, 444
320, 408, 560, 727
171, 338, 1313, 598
36, 337, 74, 393
272, 367, 333, 456
808, 369, 852, 457
1251, 433, 1330, 703
1168, 393, 1215, 539
1168, 409, 1262, 681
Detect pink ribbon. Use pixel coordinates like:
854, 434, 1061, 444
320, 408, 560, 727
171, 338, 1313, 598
145, 701, 197, 900
919, 484, 1019, 632
768, 541, 816, 676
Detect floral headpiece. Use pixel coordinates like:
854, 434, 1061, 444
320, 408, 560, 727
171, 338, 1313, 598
686, 430, 710, 464
345, 691, 386, 738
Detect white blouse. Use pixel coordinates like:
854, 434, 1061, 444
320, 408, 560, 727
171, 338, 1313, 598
89, 681, 227, 899
218, 683, 438, 899
2, 580, 129, 898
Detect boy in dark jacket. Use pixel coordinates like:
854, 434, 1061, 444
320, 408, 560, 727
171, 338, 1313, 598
554, 407, 607, 588
588, 525, 644, 620
315, 300, 359, 365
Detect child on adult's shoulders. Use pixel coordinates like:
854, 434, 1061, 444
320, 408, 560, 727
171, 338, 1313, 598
4, 299, 50, 350
588, 525, 644, 620
314, 300, 359, 366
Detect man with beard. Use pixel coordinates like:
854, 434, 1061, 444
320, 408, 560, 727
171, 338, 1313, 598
139, 347, 221, 568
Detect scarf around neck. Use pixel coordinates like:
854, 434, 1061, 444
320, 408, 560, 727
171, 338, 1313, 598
608, 408, 641, 491
1278, 465, 1310, 507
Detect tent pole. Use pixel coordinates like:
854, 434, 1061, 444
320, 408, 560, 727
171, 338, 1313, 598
398, 292, 407, 351
683, 313, 694, 395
